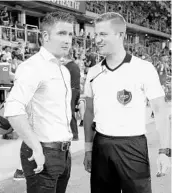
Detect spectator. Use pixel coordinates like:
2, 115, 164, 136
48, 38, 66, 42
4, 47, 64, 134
85, 51, 97, 68
24, 42, 32, 59
14, 47, 24, 61
79, 28, 84, 37
17, 42, 25, 58
0, 6, 9, 26
0, 45, 3, 56
13, 21, 24, 40
65, 52, 81, 141
75, 52, 86, 79
2, 46, 12, 61
0, 54, 7, 62
11, 55, 19, 73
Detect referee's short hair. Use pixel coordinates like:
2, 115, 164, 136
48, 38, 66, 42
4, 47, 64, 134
40, 11, 75, 34
94, 12, 126, 34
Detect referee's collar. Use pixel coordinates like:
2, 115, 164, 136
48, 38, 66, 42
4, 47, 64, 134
101, 53, 132, 72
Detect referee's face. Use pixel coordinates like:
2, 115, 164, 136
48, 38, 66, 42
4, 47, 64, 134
95, 21, 122, 56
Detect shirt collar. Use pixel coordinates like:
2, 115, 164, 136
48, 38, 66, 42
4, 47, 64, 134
39, 46, 57, 62
101, 53, 132, 72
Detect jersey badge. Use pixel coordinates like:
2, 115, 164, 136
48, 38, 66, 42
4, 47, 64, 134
117, 89, 132, 105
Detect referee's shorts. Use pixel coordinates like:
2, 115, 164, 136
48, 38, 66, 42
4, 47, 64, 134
91, 132, 152, 193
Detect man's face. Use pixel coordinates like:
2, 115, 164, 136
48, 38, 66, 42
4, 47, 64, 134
95, 21, 122, 56
162, 56, 169, 63
6, 47, 10, 52
18, 43, 22, 48
2, 55, 7, 62
44, 21, 73, 58
16, 49, 21, 55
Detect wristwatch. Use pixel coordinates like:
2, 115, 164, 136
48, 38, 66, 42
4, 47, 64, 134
159, 148, 171, 157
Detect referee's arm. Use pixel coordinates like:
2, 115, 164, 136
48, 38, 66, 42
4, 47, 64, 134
84, 97, 95, 147
83, 68, 95, 173
149, 96, 170, 149
83, 68, 95, 152
143, 62, 170, 175
143, 63, 170, 149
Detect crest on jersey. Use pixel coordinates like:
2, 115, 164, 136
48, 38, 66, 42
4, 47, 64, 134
117, 89, 132, 105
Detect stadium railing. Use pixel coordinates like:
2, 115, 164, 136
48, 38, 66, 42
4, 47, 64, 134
0, 25, 39, 45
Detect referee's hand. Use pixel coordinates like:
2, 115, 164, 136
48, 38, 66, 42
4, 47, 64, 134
83, 151, 92, 173
156, 154, 170, 177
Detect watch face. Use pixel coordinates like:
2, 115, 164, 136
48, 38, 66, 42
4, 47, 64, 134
156, 172, 165, 177
167, 148, 171, 157
159, 148, 171, 157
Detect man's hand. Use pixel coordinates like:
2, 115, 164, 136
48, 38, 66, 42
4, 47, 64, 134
83, 151, 92, 173
28, 150, 45, 174
156, 154, 170, 177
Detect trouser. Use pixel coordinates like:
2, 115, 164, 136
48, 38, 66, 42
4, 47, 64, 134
91, 132, 152, 193
71, 88, 80, 138
20, 142, 71, 193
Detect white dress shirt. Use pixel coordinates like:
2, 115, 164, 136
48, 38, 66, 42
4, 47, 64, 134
84, 55, 165, 136
4, 47, 73, 142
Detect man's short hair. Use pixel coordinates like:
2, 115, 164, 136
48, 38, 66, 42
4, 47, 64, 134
5, 46, 10, 50
40, 11, 75, 33
95, 12, 126, 33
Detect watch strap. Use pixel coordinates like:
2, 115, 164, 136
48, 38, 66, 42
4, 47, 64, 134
159, 148, 171, 157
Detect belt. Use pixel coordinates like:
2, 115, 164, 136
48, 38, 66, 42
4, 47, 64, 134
41, 141, 71, 151
72, 88, 80, 90
96, 131, 145, 139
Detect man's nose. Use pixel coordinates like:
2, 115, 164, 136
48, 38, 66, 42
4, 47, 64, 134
96, 36, 103, 44
64, 35, 72, 43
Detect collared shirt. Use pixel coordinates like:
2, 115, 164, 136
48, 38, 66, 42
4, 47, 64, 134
84, 54, 165, 136
4, 46, 72, 142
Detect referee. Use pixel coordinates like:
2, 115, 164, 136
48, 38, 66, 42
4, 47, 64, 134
83, 12, 170, 193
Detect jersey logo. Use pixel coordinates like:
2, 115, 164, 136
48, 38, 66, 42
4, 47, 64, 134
117, 89, 132, 105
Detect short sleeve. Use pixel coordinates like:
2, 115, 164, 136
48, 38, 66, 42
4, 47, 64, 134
84, 68, 94, 98
4, 62, 41, 117
143, 62, 165, 100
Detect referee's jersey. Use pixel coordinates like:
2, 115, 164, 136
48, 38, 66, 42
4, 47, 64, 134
84, 53, 165, 136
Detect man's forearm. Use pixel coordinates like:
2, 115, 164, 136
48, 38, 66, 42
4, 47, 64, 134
84, 109, 95, 143
154, 112, 170, 149
8, 115, 43, 153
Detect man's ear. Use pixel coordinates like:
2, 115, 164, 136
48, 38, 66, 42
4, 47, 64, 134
42, 31, 49, 42
119, 32, 125, 38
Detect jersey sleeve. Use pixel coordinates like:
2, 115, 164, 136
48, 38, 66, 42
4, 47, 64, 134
142, 62, 165, 100
84, 68, 94, 98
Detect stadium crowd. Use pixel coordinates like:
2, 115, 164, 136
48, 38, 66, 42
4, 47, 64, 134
86, 1, 171, 34
0, 42, 32, 74
0, 6, 38, 44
